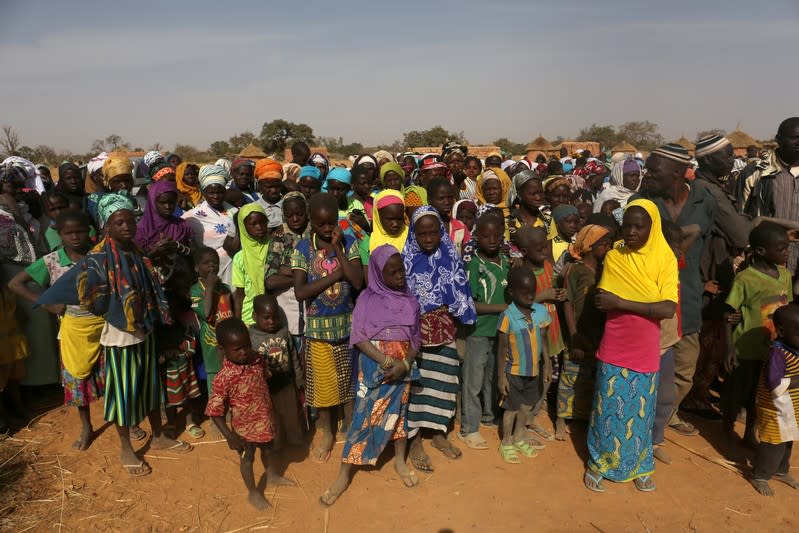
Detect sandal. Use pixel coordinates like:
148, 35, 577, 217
122, 461, 152, 477
499, 444, 520, 464
129, 425, 147, 441
514, 440, 538, 458
431, 437, 462, 460
456, 432, 489, 450
311, 445, 332, 464
668, 420, 699, 436
528, 422, 555, 441
410, 454, 434, 472
634, 475, 656, 492
158, 440, 193, 453
584, 469, 605, 493
186, 424, 205, 439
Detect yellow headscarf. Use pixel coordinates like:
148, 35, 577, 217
176, 162, 202, 207
370, 190, 408, 253
101, 156, 133, 188
598, 199, 678, 304
475, 168, 511, 217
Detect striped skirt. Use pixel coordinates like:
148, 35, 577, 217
103, 335, 160, 427
587, 360, 658, 482
407, 343, 460, 435
304, 338, 354, 408
162, 355, 201, 407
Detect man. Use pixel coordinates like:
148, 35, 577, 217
741, 117, 799, 274
291, 142, 311, 166
635, 143, 717, 437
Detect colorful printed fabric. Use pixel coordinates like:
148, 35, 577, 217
556, 359, 596, 420
62, 352, 105, 408
103, 335, 160, 427
533, 261, 566, 355
757, 341, 799, 444
182, 201, 238, 284
190, 281, 233, 375
303, 338, 354, 408
497, 302, 551, 377
587, 360, 658, 482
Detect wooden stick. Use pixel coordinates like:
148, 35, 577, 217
57, 455, 66, 532
725, 506, 751, 516
665, 436, 745, 476
0, 443, 29, 469
191, 439, 227, 446
290, 472, 309, 501
143, 454, 180, 460
323, 508, 329, 533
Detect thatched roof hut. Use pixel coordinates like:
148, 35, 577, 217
672, 136, 695, 155
610, 141, 637, 155
238, 143, 268, 160
525, 136, 557, 159
727, 126, 760, 157
555, 140, 601, 157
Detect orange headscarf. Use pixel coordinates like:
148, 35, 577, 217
255, 158, 283, 181
176, 162, 202, 207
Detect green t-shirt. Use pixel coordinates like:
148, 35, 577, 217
231, 252, 259, 326
190, 281, 233, 374
726, 265, 793, 361
467, 252, 510, 337
44, 225, 97, 251
358, 234, 371, 266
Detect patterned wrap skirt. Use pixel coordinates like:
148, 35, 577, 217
304, 338, 354, 408
407, 343, 460, 436
103, 335, 160, 427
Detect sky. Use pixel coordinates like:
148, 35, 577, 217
1, 0, 797, 154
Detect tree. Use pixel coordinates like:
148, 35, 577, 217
318, 136, 364, 157
259, 119, 315, 154
209, 140, 231, 159
492, 138, 526, 157
577, 124, 618, 151
90, 134, 130, 153
227, 132, 257, 154
616, 121, 663, 152
402, 126, 466, 149
1, 125, 21, 156
150, 142, 163, 152
695, 128, 726, 142
174, 144, 208, 162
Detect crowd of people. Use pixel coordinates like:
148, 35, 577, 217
1, 117, 799, 510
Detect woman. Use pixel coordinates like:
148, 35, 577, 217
584, 199, 678, 493
309, 152, 330, 181
176, 162, 202, 211
593, 158, 642, 213
402, 206, 476, 472
475, 168, 512, 217
182, 165, 238, 284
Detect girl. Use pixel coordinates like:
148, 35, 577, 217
593, 158, 642, 213
231, 203, 269, 326
475, 169, 511, 217
254, 158, 285, 229
325, 167, 367, 241
585, 199, 678, 493
403, 185, 427, 222
550, 205, 581, 264
9, 210, 104, 450
78, 193, 191, 476
86, 156, 136, 229
427, 177, 471, 256
298, 165, 323, 199
507, 170, 546, 240
55, 161, 85, 208
319, 245, 422, 505
542, 176, 573, 235
309, 152, 330, 181
555, 224, 612, 441
460, 155, 481, 200
292, 193, 363, 464
452, 199, 477, 234
350, 165, 373, 225
182, 164, 238, 285
176, 162, 202, 211
358, 190, 408, 273
0, 267, 30, 433
402, 206, 476, 472
379, 162, 405, 193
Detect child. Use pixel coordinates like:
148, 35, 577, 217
232, 203, 269, 327
321, 245, 422, 506
254, 158, 285, 229
358, 190, 408, 272
427, 177, 471, 256
0, 268, 30, 433
723, 222, 793, 451
8, 210, 104, 449
497, 267, 551, 463
158, 272, 205, 440
41, 191, 70, 250
550, 204, 581, 264
292, 192, 363, 463
402, 206, 476, 472
452, 199, 477, 234
513, 226, 566, 444
751, 304, 799, 496
350, 165, 374, 226
207, 318, 276, 510
459, 214, 509, 449
475, 169, 511, 217
190, 246, 234, 396
507, 171, 546, 241
379, 162, 405, 193
555, 224, 612, 441
249, 294, 304, 450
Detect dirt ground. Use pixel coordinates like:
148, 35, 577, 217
1, 400, 797, 533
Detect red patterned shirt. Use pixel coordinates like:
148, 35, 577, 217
205, 354, 275, 443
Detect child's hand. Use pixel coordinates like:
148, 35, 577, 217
726, 311, 742, 325
723, 348, 737, 375
538, 287, 566, 302
226, 432, 245, 453
704, 280, 720, 295
384, 360, 405, 381
498, 373, 509, 399
331, 227, 344, 249
42, 303, 66, 316
594, 290, 619, 311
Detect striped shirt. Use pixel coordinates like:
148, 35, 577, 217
497, 302, 550, 377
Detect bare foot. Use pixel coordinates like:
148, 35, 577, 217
72, 426, 94, 451
554, 418, 567, 441
312, 431, 334, 463
394, 461, 419, 487
248, 490, 271, 510
267, 473, 296, 486
653, 445, 672, 465
409, 438, 433, 472
751, 478, 774, 496
773, 473, 799, 489
431, 434, 462, 459
320, 475, 349, 506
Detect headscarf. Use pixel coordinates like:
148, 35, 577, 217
56, 162, 83, 195
598, 199, 679, 303
545, 176, 573, 195
97, 192, 135, 226
143, 151, 164, 168
403, 185, 427, 207
568, 224, 609, 261
176, 162, 202, 206
552, 204, 579, 223
101, 156, 133, 187
310, 152, 330, 178
402, 206, 476, 322
214, 158, 232, 174
508, 169, 539, 206
281, 191, 306, 215
372, 150, 395, 164
350, 244, 420, 350
593, 158, 642, 213
198, 164, 229, 190
452, 199, 477, 230
2, 156, 35, 181
149, 162, 175, 182
231, 158, 254, 172
134, 181, 194, 251
442, 141, 468, 160
83, 152, 108, 193
283, 162, 301, 182
236, 203, 269, 296
370, 190, 408, 253
379, 162, 406, 189
354, 154, 378, 168
475, 168, 511, 216
326, 167, 351, 185
299, 165, 322, 181
255, 158, 283, 181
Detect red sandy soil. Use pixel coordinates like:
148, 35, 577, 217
1, 405, 797, 533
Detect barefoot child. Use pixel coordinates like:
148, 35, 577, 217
751, 304, 799, 496
292, 193, 363, 463
497, 267, 551, 463
321, 245, 421, 506
8, 210, 103, 450
206, 318, 276, 510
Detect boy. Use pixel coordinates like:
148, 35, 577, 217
497, 267, 551, 464
751, 304, 799, 496
514, 226, 566, 443
206, 318, 276, 510
458, 215, 509, 449
723, 223, 793, 453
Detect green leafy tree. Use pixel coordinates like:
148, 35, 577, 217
227, 131, 257, 154
209, 140, 231, 159
577, 124, 618, 151
617, 121, 663, 152
259, 119, 315, 154
492, 138, 526, 157
402, 126, 466, 149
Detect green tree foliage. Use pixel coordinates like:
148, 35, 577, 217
402, 126, 466, 149
209, 140, 231, 159
492, 138, 526, 157
227, 131, 257, 154
577, 124, 618, 151
259, 119, 315, 154
318, 136, 364, 157
617, 121, 663, 152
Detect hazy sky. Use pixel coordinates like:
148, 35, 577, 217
1, 0, 797, 154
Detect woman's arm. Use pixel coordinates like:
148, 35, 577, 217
265, 273, 293, 291
594, 290, 676, 320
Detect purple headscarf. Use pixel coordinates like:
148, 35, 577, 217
134, 180, 194, 251
349, 244, 421, 351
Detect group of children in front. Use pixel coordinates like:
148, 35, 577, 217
7, 157, 799, 513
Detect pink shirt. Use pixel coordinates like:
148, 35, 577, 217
597, 311, 661, 373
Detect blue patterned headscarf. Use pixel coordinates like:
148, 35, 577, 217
402, 206, 476, 323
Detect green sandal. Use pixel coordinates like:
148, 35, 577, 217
187, 424, 205, 439
499, 444, 520, 464
514, 441, 538, 458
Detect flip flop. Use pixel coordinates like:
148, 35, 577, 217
129, 426, 147, 441
584, 469, 605, 493
410, 454, 434, 472
528, 423, 555, 441
634, 475, 656, 492
430, 438, 462, 459
499, 444, 520, 464
186, 424, 205, 439
161, 440, 193, 453
456, 432, 489, 450
122, 461, 152, 477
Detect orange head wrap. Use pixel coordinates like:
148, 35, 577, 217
254, 158, 283, 181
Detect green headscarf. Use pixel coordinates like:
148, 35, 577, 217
236, 203, 269, 296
